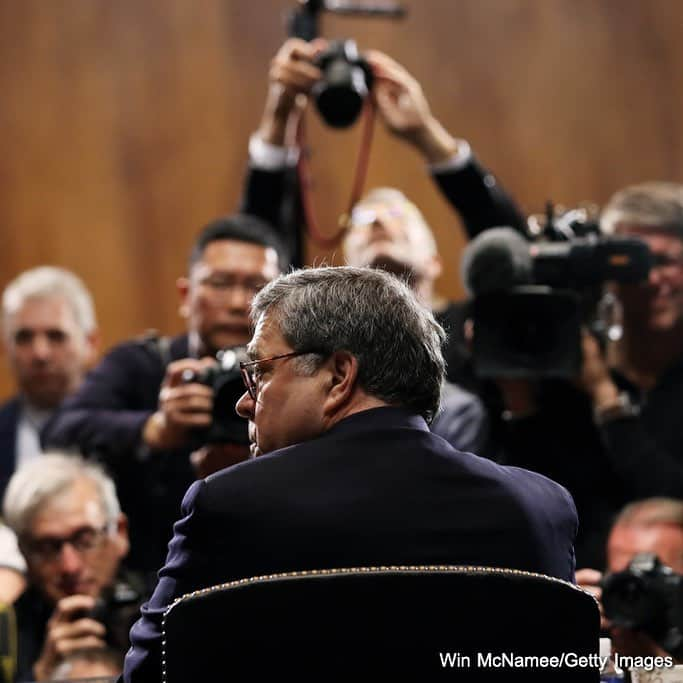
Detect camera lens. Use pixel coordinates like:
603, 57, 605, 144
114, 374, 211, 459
313, 40, 372, 128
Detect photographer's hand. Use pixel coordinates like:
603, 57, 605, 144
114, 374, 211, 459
33, 595, 106, 681
611, 627, 677, 660
257, 38, 326, 146
575, 568, 609, 631
143, 358, 215, 451
578, 331, 621, 413
365, 50, 460, 164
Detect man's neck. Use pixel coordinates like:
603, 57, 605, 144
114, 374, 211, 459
323, 395, 391, 432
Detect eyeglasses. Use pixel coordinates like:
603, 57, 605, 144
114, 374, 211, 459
239, 350, 323, 400
22, 524, 112, 563
198, 275, 268, 297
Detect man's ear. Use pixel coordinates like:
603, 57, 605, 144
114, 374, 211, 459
114, 513, 130, 560
425, 253, 443, 281
176, 276, 190, 319
323, 350, 359, 416
84, 327, 101, 367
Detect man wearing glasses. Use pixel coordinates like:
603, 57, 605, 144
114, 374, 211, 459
3, 453, 135, 682
123, 266, 577, 683
43, 214, 288, 580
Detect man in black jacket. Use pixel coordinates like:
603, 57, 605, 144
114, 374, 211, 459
122, 266, 578, 683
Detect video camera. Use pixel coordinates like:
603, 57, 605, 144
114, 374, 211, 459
602, 553, 683, 657
181, 347, 250, 445
461, 206, 652, 378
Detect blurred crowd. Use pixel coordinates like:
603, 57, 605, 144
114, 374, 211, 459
2, 37, 683, 681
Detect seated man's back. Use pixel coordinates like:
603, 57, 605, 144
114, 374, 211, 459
123, 266, 577, 682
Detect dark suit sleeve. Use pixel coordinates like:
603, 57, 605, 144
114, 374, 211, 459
240, 165, 304, 268
42, 343, 160, 461
431, 157, 527, 239
123, 480, 212, 683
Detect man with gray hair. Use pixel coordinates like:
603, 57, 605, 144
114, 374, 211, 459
3, 453, 136, 682
0, 266, 99, 499
122, 266, 577, 683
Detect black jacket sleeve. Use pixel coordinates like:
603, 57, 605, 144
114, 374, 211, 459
42, 342, 164, 461
431, 156, 527, 239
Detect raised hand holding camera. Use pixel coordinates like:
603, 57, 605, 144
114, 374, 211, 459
257, 38, 326, 146
365, 49, 460, 164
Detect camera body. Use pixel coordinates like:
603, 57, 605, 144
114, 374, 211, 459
181, 347, 250, 445
602, 553, 683, 656
73, 579, 142, 653
466, 212, 652, 378
313, 39, 373, 128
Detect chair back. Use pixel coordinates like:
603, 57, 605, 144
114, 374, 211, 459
162, 565, 600, 682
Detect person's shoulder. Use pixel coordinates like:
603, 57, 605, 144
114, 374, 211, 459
0, 395, 21, 421
439, 380, 482, 413
99, 332, 188, 368
498, 464, 577, 519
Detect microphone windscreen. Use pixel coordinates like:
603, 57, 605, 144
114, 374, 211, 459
461, 227, 533, 295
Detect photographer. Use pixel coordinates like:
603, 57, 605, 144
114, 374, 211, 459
492, 182, 683, 567
242, 40, 528, 455
42, 214, 288, 576
577, 498, 683, 661
2, 454, 138, 682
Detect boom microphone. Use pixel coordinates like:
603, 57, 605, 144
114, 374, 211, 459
461, 227, 533, 296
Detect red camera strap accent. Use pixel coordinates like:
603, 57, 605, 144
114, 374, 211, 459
296, 97, 376, 249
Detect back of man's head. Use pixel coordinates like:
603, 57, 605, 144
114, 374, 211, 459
601, 182, 683, 238
250, 266, 446, 422
189, 213, 289, 272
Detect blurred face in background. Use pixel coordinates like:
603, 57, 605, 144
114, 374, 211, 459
177, 239, 280, 355
21, 477, 128, 605
614, 225, 683, 332
607, 520, 683, 574
343, 198, 441, 288
4, 295, 96, 409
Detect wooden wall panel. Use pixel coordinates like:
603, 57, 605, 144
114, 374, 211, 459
1, 0, 682, 398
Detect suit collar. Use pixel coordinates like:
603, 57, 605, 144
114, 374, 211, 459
324, 406, 429, 438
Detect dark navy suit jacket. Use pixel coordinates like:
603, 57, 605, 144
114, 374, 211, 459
122, 407, 577, 683
0, 396, 20, 502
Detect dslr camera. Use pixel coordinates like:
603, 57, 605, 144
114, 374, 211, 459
462, 209, 652, 378
602, 553, 683, 657
73, 579, 142, 654
313, 39, 373, 128
181, 346, 250, 445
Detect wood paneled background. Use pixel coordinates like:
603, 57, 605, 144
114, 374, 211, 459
1, 0, 682, 398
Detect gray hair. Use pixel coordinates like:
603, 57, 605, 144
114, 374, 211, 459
2, 266, 97, 335
250, 266, 446, 422
613, 497, 683, 530
601, 181, 683, 238
3, 453, 120, 538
